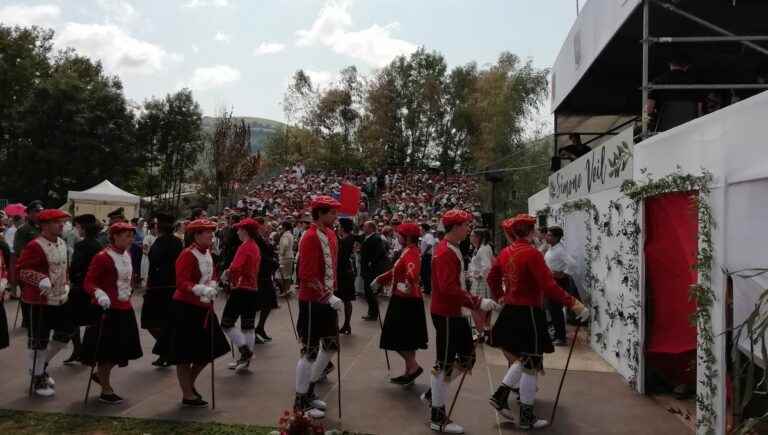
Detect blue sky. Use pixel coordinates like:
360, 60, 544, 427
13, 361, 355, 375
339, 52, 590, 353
1, 0, 581, 121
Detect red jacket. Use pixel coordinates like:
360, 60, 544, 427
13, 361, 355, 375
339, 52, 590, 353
430, 239, 480, 317
376, 245, 422, 299
16, 236, 69, 306
84, 248, 133, 311
229, 239, 261, 291
173, 245, 217, 308
487, 239, 576, 309
297, 224, 338, 303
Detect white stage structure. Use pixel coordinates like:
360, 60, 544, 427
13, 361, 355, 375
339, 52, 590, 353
65, 180, 140, 221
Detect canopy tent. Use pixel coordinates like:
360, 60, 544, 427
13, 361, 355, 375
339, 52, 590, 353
552, 0, 768, 147
64, 180, 140, 221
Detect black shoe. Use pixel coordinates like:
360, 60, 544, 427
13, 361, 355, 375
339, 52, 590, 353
255, 329, 272, 342
253, 334, 265, 345
405, 366, 423, 383
152, 357, 171, 368
361, 315, 377, 321
339, 325, 351, 335
193, 388, 202, 400
553, 338, 568, 347
182, 397, 208, 408
489, 385, 515, 422
390, 375, 408, 384
99, 392, 124, 405
63, 354, 80, 366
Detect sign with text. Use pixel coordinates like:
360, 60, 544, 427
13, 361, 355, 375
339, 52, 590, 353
549, 127, 634, 203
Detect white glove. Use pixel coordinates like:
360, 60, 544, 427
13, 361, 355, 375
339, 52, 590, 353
396, 282, 410, 296
94, 289, 111, 309
220, 270, 230, 284
38, 278, 52, 295
573, 301, 591, 322
117, 288, 131, 301
0, 278, 8, 291
192, 284, 208, 297
286, 285, 298, 296
204, 286, 218, 299
480, 298, 501, 312
370, 279, 381, 292
328, 295, 344, 311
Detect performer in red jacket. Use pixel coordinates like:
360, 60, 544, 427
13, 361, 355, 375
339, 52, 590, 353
487, 214, 589, 429
221, 218, 261, 372
293, 195, 344, 419
374, 222, 428, 387
16, 209, 74, 397
81, 222, 143, 404
153, 219, 231, 408
424, 210, 499, 434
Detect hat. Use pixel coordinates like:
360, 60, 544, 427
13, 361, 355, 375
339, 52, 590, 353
186, 219, 217, 234
153, 212, 175, 226
73, 214, 98, 227
441, 209, 472, 227
310, 195, 341, 210
108, 222, 136, 235
27, 200, 44, 213
501, 214, 537, 234
234, 218, 260, 232
396, 222, 421, 238
107, 207, 125, 219
37, 209, 70, 222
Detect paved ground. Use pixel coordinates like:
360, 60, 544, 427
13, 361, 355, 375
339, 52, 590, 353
0, 295, 689, 434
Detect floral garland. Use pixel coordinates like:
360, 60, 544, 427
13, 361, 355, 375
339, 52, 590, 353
621, 167, 716, 435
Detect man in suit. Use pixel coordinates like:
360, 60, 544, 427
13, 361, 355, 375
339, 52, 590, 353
360, 221, 387, 321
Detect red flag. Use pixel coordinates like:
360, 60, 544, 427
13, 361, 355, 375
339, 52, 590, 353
339, 183, 361, 216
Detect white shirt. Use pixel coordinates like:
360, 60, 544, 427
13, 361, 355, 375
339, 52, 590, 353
4, 226, 17, 254
420, 232, 436, 254
544, 242, 575, 276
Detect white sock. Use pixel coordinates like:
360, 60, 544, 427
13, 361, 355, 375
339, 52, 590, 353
224, 327, 245, 348
295, 356, 313, 394
310, 348, 333, 382
519, 372, 538, 405
243, 330, 256, 351
28, 349, 47, 376
430, 372, 447, 408
502, 361, 522, 388
46, 340, 66, 365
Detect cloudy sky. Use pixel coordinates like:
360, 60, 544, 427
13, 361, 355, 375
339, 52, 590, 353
0, 0, 580, 121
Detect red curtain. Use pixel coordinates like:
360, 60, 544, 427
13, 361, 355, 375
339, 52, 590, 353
644, 191, 699, 384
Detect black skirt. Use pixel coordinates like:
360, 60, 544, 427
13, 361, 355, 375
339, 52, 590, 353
490, 305, 554, 356
297, 300, 338, 347
0, 302, 8, 350
141, 287, 175, 330
380, 296, 428, 351
335, 273, 356, 302
80, 309, 143, 367
255, 284, 278, 310
153, 301, 231, 365
67, 288, 99, 327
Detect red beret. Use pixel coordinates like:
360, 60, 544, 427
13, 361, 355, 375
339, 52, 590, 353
109, 222, 136, 235
37, 209, 71, 222
234, 218, 260, 232
186, 219, 217, 233
310, 195, 341, 210
501, 214, 537, 234
441, 209, 472, 227
396, 222, 421, 238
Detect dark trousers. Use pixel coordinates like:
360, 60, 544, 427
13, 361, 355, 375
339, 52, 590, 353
420, 253, 432, 294
363, 275, 379, 317
546, 300, 566, 341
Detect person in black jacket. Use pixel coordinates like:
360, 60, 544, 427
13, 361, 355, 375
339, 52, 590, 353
361, 221, 388, 320
64, 214, 103, 364
335, 218, 356, 334
141, 213, 183, 367
253, 218, 279, 343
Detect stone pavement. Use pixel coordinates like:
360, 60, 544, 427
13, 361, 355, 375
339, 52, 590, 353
0, 296, 689, 435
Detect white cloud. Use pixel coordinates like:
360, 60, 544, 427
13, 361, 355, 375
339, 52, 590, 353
254, 42, 286, 56
305, 69, 335, 91
183, 0, 229, 8
191, 44, 200, 53
56, 23, 179, 75
184, 65, 241, 91
96, 0, 138, 24
214, 32, 231, 43
0, 4, 61, 27
296, 0, 417, 68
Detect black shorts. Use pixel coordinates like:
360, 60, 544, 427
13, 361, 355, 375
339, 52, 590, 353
221, 289, 259, 330
27, 304, 75, 350
431, 314, 475, 375
490, 305, 553, 372
297, 300, 338, 357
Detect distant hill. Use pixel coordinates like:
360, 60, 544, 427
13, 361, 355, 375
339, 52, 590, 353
202, 116, 285, 154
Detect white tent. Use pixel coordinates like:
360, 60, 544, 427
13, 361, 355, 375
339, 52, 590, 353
64, 180, 140, 221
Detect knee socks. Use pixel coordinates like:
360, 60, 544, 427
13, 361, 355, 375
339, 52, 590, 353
295, 356, 313, 394
310, 348, 333, 383
502, 361, 522, 388
46, 340, 66, 364
519, 372, 538, 405
224, 327, 245, 348
243, 329, 256, 351
430, 372, 448, 408
28, 349, 47, 376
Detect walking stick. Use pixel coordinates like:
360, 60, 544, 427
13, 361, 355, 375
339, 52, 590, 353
377, 309, 390, 371
550, 323, 582, 424
210, 303, 216, 410
28, 304, 37, 397
285, 292, 299, 341
446, 370, 468, 421
84, 311, 107, 406
336, 312, 342, 421
13, 298, 21, 330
